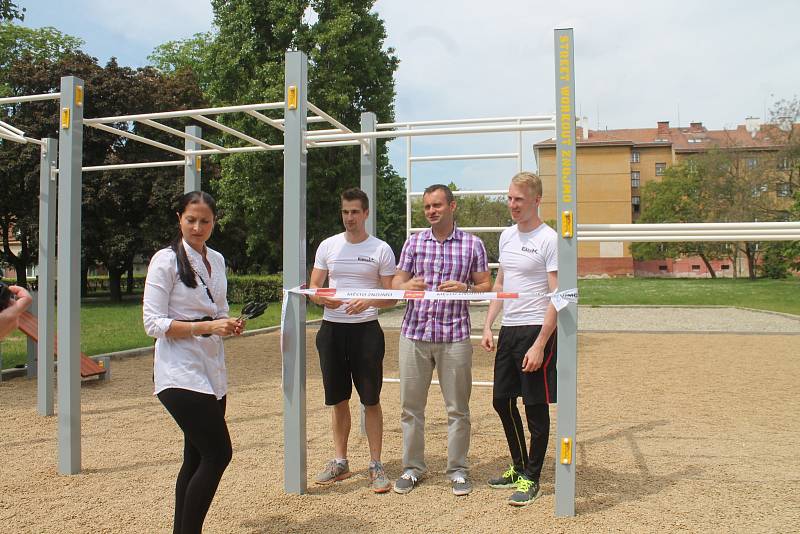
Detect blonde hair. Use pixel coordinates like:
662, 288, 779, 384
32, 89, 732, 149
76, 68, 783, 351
511, 171, 542, 198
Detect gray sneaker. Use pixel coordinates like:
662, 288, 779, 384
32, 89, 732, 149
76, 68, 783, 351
314, 459, 351, 485
393, 472, 419, 494
508, 477, 540, 506
452, 476, 472, 496
369, 460, 391, 493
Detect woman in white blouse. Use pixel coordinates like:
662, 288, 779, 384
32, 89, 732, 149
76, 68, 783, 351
143, 191, 243, 534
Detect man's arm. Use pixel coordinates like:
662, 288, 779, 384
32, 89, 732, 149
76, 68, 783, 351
393, 269, 426, 291
522, 270, 558, 372
308, 267, 343, 309
480, 268, 504, 352
0, 286, 33, 340
344, 274, 397, 315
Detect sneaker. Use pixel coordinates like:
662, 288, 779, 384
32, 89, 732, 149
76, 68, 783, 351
452, 476, 472, 496
508, 477, 540, 506
488, 465, 522, 489
314, 459, 352, 485
369, 461, 391, 494
393, 472, 419, 494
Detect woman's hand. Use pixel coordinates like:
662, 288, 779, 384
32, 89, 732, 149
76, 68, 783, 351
207, 318, 242, 337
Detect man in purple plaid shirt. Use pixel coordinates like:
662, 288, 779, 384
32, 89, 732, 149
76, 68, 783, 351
391, 184, 491, 497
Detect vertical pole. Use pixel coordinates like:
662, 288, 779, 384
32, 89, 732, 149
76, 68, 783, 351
405, 130, 412, 238
57, 76, 83, 474
360, 112, 377, 235
283, 51, 308, 494
359, 112, 377, 437
26, 291, 36, 378
184, 126, 202, 193
37, 138, 57, 416
554, 28, 578, 517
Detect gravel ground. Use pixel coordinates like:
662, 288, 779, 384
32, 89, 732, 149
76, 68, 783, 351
0, 309, 798, 533
379, 304, 800, 334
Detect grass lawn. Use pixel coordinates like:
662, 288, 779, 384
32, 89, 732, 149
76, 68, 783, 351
0, 297, 323, 370
578, 277, 800, 315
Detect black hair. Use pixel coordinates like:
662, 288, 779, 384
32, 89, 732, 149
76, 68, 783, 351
423, 184, 455, 204
170, 191, 217, 288
340, 187, 369, 210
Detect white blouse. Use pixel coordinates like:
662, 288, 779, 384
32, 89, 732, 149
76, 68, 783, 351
143, 240, 230, 399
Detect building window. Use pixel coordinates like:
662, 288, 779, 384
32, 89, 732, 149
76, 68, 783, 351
777, 157, 790, 170
632, 195, 640, 213
746, 157, 758, 169
655, 162, 666, 176
631, 171, 640, 189
658, 265, 668, 272
777, 183, 792, 197
631, 150, 640, 163
691, 265, 701, 271
752, 183, 768, 197
721, 264, 730, 270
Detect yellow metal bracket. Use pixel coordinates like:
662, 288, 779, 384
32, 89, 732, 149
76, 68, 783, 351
560, 437, 573, 465
195, 156, 202, 171
287, 86, 298, 110
61, 108, 70, 129
75, 85, 84, 107
561, 210, 573, 238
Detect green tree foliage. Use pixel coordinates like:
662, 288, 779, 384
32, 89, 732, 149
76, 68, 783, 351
149, 0, 403, 272
410, 183, 510, 262
0, 0, 24, 22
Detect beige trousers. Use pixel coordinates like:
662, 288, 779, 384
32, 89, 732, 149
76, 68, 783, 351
398, 335, 473, 480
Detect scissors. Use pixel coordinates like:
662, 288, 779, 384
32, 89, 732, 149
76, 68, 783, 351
238, 301, 268, 322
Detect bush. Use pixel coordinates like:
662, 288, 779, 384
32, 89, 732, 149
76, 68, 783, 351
227, 274, 284, 303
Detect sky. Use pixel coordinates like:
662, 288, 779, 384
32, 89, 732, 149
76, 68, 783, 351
18, 0, 800, 191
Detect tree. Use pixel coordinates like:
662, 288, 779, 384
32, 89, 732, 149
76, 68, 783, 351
0, 0, 24, 22
149, 0, 402, 273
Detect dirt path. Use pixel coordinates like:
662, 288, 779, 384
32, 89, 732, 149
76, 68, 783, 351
0, 330, 797, 533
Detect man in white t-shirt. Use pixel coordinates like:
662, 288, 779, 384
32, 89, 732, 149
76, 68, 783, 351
481, 171, 558, 507
308, 187, 397, 493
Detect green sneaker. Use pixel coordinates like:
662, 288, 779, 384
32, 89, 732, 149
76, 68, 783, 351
508, 477, 540, 507
488, 465, 522, 489
314, 459, 352, 485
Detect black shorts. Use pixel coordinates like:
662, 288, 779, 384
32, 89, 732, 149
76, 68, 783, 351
493, 325, 557, 405
315, 320, 385, 406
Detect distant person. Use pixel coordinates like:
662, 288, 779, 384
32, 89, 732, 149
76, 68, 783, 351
392, 184, 491, 496
481, 172, 558, 507
308, 187, 397, 493
143, 191, 244, 533
0, 283, 33, 339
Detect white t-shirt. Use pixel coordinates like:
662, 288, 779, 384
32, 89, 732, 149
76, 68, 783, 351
143, 241, 229, 399
313, 233, 396, 323
499, 223, 558, 326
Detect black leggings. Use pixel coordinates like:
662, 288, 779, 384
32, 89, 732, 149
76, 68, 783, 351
492, 398, 549, 482
158, 388, 232, 534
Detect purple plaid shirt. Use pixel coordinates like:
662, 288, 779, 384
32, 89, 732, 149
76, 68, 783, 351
397, 224, 489, 343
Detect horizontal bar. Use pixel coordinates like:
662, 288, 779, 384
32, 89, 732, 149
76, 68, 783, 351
272, 116, 327, 125
0, 93, 61, 105
23, 137, 45, 146
306, 140, 363, 149
186, 145, 285, 156
411, 226, 507, 233
306, 122, 556, 142
577, 235, 800, 242
580, 229, 800, 237
579, 222, 800, 231
307, 101, 369, 150
410, 152, 519, 162
81, 160, 185, 172
140, 119, 230, 153
245, 109, 285, 131
0, 119, 25, 136
409, 190, 506, 197
383, 377, 493, 387
377, 115, 554, 129
84, 102, 285, 125
88, 123, 186, 156
0, 130, 26, 143
191, 115, 273, 150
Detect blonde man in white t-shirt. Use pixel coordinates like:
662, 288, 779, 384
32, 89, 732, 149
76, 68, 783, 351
481, 172, 558, 507
308, 188, 397, 493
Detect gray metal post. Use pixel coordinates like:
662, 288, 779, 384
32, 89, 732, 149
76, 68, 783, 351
360, 112, 377, 235
554, 28, 578, 517
57, 76, 84, 474
26, 291, 37, 378
282, 51, 308, 494
37, 138, 57, 416
184, 126, 202, 193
